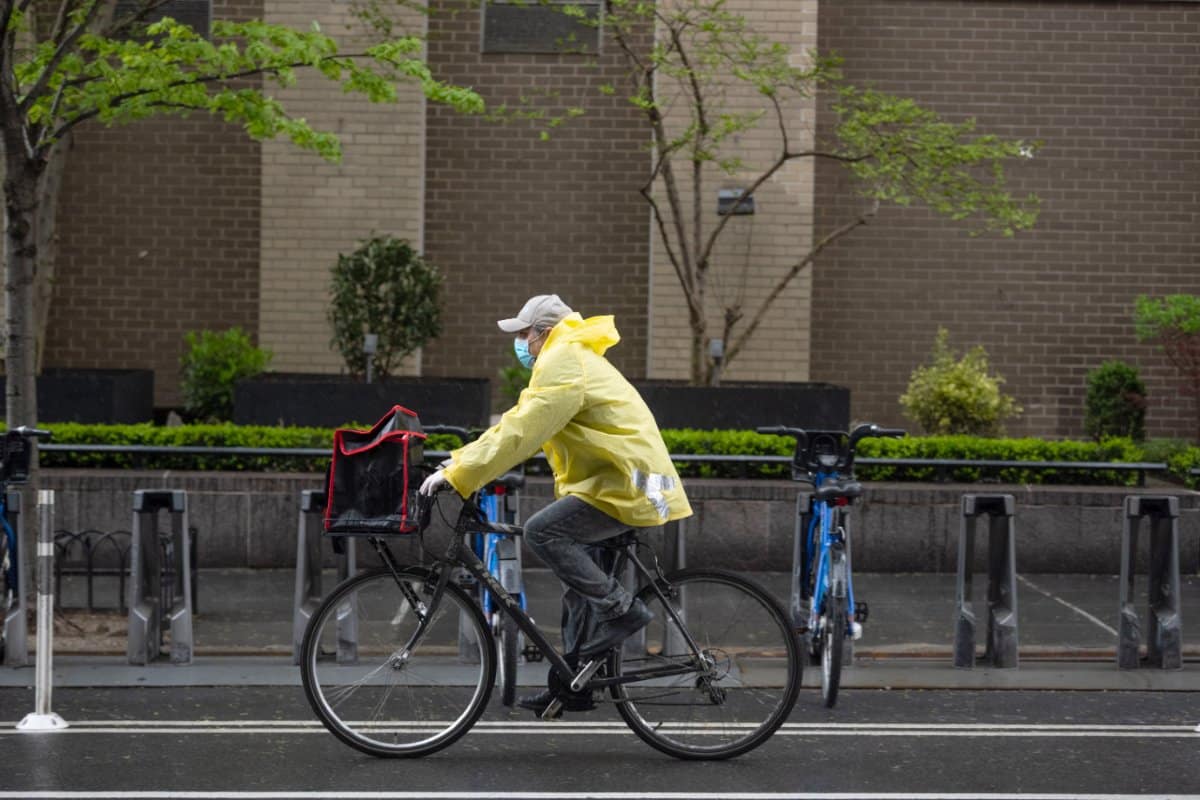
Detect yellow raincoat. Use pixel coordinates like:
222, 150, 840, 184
443, 313, 692, 528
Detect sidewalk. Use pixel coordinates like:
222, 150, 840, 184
1, 568, 1197, 691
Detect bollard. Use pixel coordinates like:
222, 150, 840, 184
17, 490, 68, 731
1117, 496, 1182, 670
954, 494, 1018, 669
293, 490, 356, 664
127, 490, 193, 665
3, 491, 29, 666
658, 517, 689, 657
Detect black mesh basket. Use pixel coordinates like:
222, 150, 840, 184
324, 406, 428, 535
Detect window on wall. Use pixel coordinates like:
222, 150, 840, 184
114, 0, 212, 38
482, 0, 601, 55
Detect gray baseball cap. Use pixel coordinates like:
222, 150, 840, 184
497, 294, 574, 333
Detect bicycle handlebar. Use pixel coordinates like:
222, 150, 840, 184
757, 422, 906, 475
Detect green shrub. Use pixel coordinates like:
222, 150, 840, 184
1166, 446, 1200, 489
1084, 360, 1146, 442
23, 424, 1155, 486
855, 435, 1144, 485
328, 236, 442, 380
180, 328, 272, 422
498, 352, 532, 404
899, 328, 1022, 436
1134, 294, 1200, 441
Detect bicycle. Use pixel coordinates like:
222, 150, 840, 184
756, 423, 904, 708
300, 488, 802, 760
0, 426, 52, 663
422, 425, 537, 707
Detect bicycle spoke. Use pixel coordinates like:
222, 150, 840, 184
301, 569, 495, 757
612, 570, 800, 760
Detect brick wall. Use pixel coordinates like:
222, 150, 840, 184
813, 0, 1200, 439
258, 0, 427, 377
47, 0, 264, 409
422, 0, 651, 391
648, 0, 820, 384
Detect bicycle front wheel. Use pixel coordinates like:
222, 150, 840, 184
301, 567, 496, 758
821, 550, 848, 708
610, 569, 801, 760
497, 614, 520, 706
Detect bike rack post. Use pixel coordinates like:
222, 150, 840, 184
789, 491, 814, 632
127, 489, 193, 665
17, 490, 68, 731
3, 491, 29, 666
954, 494, 1018, 669
293, 490, 357, 664
1117, 496, 1182, 670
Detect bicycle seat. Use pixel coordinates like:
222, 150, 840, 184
814, 480, 862, 504
486, 472, 525, 491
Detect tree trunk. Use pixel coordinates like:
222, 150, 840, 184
4, 155, 44, 431
33, 136, 69, 373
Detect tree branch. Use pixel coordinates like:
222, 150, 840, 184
725, 199, 880, 365
101, 0, 178, 38
42, 50, 393, 144
17, 0, 102, 114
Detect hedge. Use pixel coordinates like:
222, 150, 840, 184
10, 423, 1193, 486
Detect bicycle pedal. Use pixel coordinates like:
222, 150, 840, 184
540, 698, 565, 720
854, 602, 869, 623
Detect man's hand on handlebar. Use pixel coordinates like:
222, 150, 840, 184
419, 468, 449, 496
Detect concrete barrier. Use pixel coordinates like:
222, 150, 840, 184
37, 470, 1200, 573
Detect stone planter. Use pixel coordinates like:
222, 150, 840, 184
632, 381, 850, 431
0, 368, 154, 423
233, 373, 491, 428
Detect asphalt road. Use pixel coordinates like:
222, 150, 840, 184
2, 686, 1198, 798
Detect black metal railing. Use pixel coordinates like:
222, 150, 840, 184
36, 443, 1169, 486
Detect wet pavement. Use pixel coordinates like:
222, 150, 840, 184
1, 567, 1197, 691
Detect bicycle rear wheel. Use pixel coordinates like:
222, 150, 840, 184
301, 566, 495, 758
609, 568, 801, 760
821, 549, 848, 708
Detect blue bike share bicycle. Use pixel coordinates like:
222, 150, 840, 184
0, 426, 52, 663
423, 425, 538, 707
757, 423, 905, 707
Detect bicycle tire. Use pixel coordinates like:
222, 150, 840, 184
821, 550, 848, 708
301, 566, 495, 758
609, 568, 801, 760
498, 613, 520, 707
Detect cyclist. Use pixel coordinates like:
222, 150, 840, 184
419, 293, 692, 716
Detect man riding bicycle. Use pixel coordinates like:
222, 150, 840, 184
419, 293, 692, 716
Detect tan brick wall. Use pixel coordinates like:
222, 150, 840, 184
648, 0, 819, 382
45, 0, 263, 409
814, 0, 1200, 439
259, 1, 427, 376
422, 0, 652, 392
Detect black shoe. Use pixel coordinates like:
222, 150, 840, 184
516, 688, 595, 718
579, 599, 653, 658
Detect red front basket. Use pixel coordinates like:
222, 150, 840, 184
324, 405, 428, 535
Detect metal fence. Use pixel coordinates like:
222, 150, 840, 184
38, 443, 1170, 485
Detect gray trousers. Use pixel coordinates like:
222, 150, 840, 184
524, 495, 639, 663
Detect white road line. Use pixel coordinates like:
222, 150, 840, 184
3, 720, 1197, 738
1016, 575, 1119, 637
3, 792, 1200, 800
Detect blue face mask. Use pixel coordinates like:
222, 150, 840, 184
513, 336, 536, 369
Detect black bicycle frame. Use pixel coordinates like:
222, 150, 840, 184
371, 498, 706, 690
